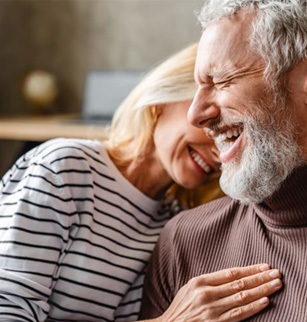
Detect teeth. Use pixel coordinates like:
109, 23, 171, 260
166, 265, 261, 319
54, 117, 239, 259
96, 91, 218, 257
214, 127, 242, 153
220, 133, 227, 141
218, 128, 242, 141
190, 150, 212, 173
226, 129, 234, 138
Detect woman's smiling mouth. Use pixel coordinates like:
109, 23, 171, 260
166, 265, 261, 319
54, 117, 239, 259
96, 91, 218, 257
189, 148, 214, 174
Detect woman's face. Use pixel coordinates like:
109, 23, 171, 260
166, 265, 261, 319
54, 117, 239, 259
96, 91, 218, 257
153, 100, 221, 189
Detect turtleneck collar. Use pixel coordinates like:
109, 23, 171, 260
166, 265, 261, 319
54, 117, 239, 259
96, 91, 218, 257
253, 165, 307, 227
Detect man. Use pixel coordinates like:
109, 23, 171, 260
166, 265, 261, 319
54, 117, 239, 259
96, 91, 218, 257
140, 0, 307, 321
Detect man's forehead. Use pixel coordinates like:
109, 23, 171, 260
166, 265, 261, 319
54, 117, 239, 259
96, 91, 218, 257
201, 11, 255, 47
196, 11, 261, 77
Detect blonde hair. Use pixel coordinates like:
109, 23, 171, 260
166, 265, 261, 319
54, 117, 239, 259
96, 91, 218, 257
103, 43, 223, 207
104, 43, 198, 166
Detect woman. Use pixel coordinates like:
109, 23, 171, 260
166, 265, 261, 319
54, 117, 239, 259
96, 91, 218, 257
0, 43, 281, 321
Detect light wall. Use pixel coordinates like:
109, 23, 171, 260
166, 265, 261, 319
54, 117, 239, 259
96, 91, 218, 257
0, 0, 204, 175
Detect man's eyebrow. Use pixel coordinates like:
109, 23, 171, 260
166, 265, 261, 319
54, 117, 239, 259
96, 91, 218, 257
199, 66, 264, 84
195, 67, 227, 83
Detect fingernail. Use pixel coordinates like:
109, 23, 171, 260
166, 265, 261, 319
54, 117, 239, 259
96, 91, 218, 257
259, 264, 270, 271
259, 297, 269, 305
269, 269, 280, 278
271, 279, 282, 287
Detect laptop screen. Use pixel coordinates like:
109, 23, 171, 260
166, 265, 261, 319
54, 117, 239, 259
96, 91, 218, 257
82, 70, 145, 121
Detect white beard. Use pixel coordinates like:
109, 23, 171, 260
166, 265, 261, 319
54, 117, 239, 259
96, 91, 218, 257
219, 101, 303, 204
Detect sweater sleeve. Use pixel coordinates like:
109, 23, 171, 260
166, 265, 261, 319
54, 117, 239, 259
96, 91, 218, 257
139, 215, 180, 319
0, 152, 79, 321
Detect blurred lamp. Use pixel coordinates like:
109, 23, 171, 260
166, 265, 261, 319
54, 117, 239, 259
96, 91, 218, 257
22, 70, 58, 113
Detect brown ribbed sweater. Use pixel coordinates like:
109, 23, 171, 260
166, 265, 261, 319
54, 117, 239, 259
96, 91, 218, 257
140, 165, 307, 321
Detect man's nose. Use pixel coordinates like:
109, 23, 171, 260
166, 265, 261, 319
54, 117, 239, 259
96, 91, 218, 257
187, 89, 220, 128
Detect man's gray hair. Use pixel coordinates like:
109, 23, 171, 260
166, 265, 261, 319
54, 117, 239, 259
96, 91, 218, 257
198, 0, 307, 83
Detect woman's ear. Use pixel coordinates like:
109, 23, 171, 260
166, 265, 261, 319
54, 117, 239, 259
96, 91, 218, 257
151, 105, 163, 124
153, 105, 163, 116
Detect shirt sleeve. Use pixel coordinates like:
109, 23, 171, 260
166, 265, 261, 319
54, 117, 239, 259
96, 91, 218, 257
0, 153, 79, 321
139, 215, 179, 319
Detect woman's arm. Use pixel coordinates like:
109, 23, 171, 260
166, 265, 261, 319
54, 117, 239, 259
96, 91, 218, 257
140, 264, 282, 322
0, 144, 80, 320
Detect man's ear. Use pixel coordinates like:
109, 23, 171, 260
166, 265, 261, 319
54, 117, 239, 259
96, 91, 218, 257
287, 59, 307, 107
302, 60, 307, 99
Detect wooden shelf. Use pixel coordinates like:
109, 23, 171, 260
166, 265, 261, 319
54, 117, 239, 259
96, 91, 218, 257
0, 114, 108, 141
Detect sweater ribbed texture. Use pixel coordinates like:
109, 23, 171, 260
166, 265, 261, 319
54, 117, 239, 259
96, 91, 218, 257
141, 166, 307, 321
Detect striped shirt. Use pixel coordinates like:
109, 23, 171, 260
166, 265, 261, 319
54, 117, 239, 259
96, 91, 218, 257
0, 138, 172, 321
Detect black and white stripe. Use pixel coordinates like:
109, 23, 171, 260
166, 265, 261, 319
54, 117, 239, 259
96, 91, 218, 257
0, 138, 171, 321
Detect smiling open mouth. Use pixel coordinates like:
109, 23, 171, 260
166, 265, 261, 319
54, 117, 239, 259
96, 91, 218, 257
189, 148, 213, 174
214, 126, 243, 153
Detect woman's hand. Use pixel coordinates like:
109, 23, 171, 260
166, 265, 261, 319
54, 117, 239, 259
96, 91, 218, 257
150, 264, 282, 322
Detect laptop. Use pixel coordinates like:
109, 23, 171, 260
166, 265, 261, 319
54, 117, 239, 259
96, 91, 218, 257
78, 70, 145, 124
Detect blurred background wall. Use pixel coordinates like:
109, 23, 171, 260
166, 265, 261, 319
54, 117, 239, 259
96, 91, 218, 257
0, 0, 204, 176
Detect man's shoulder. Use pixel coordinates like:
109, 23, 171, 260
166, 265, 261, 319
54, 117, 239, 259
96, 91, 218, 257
183, 195, 239, 216
160, 196, 250, 257
169, 195, 244, 231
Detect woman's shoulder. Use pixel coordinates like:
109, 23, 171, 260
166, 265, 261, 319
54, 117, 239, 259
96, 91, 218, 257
1, 138, 109, 208
34, 138, 103, 159
3, 138, 106, 183
20, 138, 105, 169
